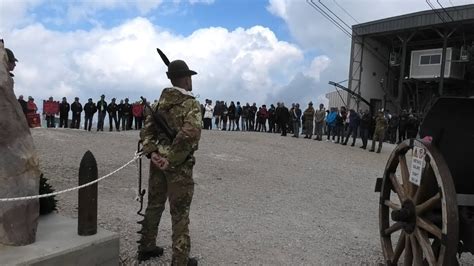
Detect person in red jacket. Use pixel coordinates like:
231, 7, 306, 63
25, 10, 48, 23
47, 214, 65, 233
26, 96, 40, 128
132, 100, 145, 130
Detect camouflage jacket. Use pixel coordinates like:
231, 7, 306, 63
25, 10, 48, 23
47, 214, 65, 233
375, 113, 388, 131
141, 87, 202, 168
303, 106, 315, 119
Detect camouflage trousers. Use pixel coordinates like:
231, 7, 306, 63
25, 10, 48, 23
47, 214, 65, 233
138, 161, 195, 266
371, 128, 385, 152
304, 120, 313, 137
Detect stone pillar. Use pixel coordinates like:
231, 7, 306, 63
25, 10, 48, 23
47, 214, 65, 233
0, 42, 40, 246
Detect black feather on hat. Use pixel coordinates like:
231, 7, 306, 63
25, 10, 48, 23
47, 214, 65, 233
156, 48, 197, 79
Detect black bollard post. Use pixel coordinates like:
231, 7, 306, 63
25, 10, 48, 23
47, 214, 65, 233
78, 150, 98, 236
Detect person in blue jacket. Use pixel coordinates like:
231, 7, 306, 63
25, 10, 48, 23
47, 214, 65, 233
325, 107, 337, 141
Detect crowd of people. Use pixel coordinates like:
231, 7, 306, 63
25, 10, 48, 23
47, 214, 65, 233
17, 93, 421, 154
202, 99, 421, 153
17, 94, 148, 132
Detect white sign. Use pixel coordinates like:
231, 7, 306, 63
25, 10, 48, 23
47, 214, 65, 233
409, 146, 426, 186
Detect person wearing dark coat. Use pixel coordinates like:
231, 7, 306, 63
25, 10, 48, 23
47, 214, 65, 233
268, 104, 276, 133
398, 109, 408, 144
228, 101, 236, 131
96, 94, 108, 131
334, 109, 344, 143
241, 103, 250, 131
71, 97, 82, 129
107, 98, 120, 131
388, 114, 399, 144
59, 97, 70, 128
406, 114, 420, 139
359, 110, 371, 149
249, 103, 257, 131
342, 109, 360, 146
278, 103, 290, 136
235, 102, 242, 131
83, 98, 97, 131
17, 95, 28, 117
221, 103, 228, 131
121, 98, 132, 130
292, 103, 302, 138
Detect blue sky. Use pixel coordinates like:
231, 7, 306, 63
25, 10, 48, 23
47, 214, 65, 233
32, 0, 290, 41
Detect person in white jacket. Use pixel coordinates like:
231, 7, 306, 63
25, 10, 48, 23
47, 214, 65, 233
203, 99, 214, 130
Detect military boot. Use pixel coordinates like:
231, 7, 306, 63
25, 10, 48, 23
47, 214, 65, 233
137, 246, 164, 262
188, 257, 198, 266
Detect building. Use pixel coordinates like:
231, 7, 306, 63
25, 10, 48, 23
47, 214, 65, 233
326, 90, 350, 110
342, 4, 474, 115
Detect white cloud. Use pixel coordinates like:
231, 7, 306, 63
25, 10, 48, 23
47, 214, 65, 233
304, 55, 330, 80
0, 0, 43, 32
5, 17, 328, 107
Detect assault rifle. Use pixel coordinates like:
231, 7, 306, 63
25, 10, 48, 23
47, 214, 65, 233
140, 96, 176, 141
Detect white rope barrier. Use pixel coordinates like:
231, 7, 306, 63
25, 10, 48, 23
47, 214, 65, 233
0, 152, 143, 202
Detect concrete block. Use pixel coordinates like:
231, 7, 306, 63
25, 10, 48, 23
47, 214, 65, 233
0, 214, 119, 266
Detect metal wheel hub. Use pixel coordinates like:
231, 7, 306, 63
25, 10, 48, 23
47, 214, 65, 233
391, 200, 416, 233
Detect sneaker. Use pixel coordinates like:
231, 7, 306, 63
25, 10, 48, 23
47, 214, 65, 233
137, 246, 164, 262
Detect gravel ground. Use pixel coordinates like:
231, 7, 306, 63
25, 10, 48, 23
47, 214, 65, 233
31, 128, 473, 265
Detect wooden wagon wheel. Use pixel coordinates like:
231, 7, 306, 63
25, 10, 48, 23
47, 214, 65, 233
379, 139, 459, 265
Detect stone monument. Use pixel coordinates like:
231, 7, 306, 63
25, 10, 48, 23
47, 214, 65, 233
0, 41, 40, 246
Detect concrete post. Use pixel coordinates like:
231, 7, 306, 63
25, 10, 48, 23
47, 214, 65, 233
78, 151, 98, 236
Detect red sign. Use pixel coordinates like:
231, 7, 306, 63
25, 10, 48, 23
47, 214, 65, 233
43, 100, 59, 115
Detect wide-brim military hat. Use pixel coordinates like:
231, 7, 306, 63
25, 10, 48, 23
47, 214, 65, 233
166, 60, 197, 79
156, 48, 197, 79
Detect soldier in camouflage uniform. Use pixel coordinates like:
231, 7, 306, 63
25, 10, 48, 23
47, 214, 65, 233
369, 110, 388, 153
303, 102, 315, 139
138, 56, 201, 266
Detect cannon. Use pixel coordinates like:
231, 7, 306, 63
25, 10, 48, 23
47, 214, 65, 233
374, 97, 474, 265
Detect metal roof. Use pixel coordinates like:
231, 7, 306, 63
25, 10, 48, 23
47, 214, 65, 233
353, 4, 474, 36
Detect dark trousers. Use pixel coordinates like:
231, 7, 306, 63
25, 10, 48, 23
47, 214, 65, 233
59, 115, 68, 128
344, 125, 358, 145
360, 127, 369, 148
249, 117, 255, 131
122, 114, 130, 130
109, 113, 119, 131
268, 119, 275, 133
84, 115, 93, 131
327, 125, 334, 140
333, 125, 343, 142
387, 127, 397, 143
280, 122, 287, 136
128, 116, 133, 130
71, 114, 81, 129
46, 115, 55, 128
203, 118, 212, 130
235, 116, 240, 130
398, 127, 407, 143
97, 112, 106, 131
135, 116, 143, 130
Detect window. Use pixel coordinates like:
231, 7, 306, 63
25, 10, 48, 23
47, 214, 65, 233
419, 54, 442, 65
